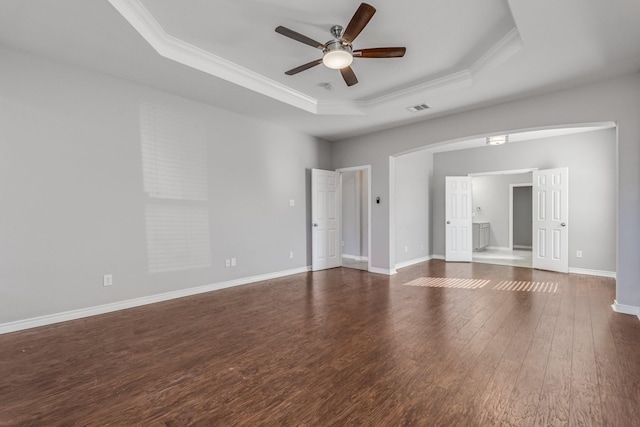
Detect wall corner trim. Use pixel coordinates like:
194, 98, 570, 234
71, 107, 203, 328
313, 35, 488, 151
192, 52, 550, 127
369, 267, 397, 276
611, 300, 640, 320
0, 266, 312, 335
395, 256, 432, 270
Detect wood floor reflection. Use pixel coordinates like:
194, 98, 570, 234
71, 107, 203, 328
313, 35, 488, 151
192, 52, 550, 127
1, 260, 638, 426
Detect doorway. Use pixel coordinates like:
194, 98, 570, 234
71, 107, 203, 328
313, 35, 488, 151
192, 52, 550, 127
339, 167, 370, 271
469, 171, 533, 268
510, 184, 532, 250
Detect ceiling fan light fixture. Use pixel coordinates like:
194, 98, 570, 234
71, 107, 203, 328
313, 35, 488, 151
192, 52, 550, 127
486, 135, 509, 145
276, 3, 405, 85
323, 41, 353, 69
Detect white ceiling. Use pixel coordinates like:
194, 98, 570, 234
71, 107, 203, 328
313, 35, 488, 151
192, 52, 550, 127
1, 0, 639, 141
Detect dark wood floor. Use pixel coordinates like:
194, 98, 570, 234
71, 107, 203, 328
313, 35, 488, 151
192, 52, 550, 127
1, 260, 639, 426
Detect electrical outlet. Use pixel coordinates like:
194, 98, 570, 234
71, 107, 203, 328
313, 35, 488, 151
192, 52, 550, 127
289, 251, 294, 259
231, 258, 237, 267
103, 274, 113, 287
289, 199, 295, 207
576, 250, 583, 258
225, 259, 231, 267
405, 246, 408, 253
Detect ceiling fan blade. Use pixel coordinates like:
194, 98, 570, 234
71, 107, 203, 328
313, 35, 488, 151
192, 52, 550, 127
340, 66, 359, 86
353, 47, 406, 58
285, 58, 324, 75
341, 3, 376, 45
275, 26, 324, 49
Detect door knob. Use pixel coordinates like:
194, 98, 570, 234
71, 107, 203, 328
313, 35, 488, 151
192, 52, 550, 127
561, 222, 566, 227
313, 223, 318, 227
446, 221, 450, 224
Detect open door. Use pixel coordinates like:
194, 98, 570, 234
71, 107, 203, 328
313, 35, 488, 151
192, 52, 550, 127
532, 168, 568, 273
445, 176, 473, 262
311, 169, 341, 271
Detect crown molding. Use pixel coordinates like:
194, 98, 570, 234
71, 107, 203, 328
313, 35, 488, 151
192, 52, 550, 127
108, 0, 522, 116
315, 100, 366, 115
361, 70, 473, 107
470, 28, 524, 76
108, 0, 319, 113
360, 28, 523, 108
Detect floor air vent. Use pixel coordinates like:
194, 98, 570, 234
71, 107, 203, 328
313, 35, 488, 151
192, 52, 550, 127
407, 103, 430, 113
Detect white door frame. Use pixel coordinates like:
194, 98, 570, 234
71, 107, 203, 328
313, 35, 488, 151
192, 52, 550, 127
336, 165, 372, 272
468, 168, 536, 267
468, 168, 538, 178
509, 183, 533, 250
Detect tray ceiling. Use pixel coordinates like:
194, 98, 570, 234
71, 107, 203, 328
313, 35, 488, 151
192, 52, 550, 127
109, 0, 522, 114
1, 0, 639, 140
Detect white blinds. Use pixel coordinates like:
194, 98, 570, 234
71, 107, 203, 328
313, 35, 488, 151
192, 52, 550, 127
139, 103, 211, 273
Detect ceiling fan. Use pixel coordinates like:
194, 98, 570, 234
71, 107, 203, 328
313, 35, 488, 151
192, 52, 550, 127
275, 3, 406, 87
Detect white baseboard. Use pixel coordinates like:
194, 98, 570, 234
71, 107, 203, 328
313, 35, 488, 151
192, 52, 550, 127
342, 254, 369, 261
487, 246, 511, 251
395, 256, 432, 270
569, 268, 617, 279
0, 266, 312, 335
369, 267, 397, 275
611, 300, 640, 320
433, 253, 615, 278
513, 245, 532, 250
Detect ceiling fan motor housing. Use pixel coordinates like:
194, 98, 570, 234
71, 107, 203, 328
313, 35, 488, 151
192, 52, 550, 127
330, 25, 344, 39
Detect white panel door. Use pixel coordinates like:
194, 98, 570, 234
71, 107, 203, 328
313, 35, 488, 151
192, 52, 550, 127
532, 168, 568, 273
445, 176, 473, 262
312, 169, 341, 271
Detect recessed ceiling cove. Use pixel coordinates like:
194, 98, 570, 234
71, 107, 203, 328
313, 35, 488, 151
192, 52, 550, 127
108, 0, 522, 115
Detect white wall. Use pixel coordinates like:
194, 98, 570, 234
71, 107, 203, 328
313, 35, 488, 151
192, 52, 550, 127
471, 174, 532, 249
332, 73, 640, 309
395, 150, 431, 265
0, 48, 331, 325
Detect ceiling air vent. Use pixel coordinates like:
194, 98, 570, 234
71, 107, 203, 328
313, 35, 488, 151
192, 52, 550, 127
407, 103, 430, 113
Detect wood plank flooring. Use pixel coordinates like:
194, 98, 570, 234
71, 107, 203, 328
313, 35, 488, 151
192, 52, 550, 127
1, 260, 639, 426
